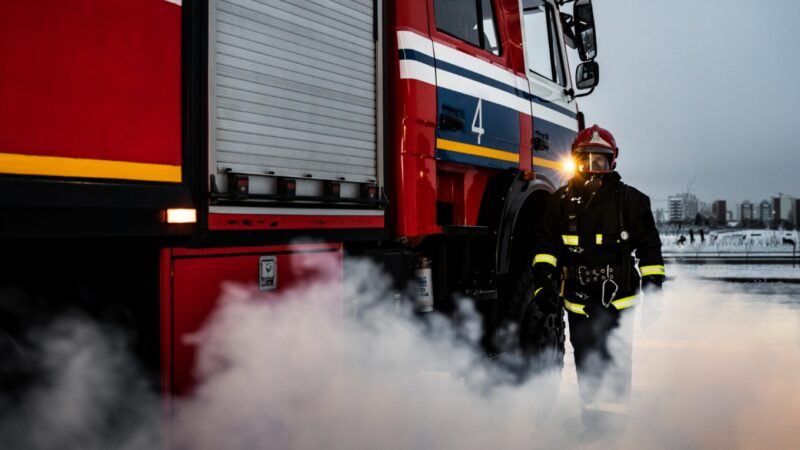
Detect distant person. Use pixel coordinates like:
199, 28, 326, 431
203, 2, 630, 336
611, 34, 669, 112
689, 228, 695, 244
522, 125, 665, 441
677, 235, 686, 245
700, 229, 705, 243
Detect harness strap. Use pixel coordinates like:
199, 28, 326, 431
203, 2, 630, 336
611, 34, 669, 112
618, 183, 632, 292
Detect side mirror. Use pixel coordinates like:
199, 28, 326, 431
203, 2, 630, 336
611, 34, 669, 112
574, 0, 597, 61
575, 61, 599, 90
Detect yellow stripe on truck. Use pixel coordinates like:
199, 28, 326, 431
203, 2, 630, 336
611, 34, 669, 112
436, 138, 519, 163
532, 157, 561, 170
0, 152, 182, 183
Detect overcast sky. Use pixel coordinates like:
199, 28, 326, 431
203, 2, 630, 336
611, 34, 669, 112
575, 0, 800, 211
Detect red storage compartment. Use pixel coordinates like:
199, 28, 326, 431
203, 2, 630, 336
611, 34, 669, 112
161, 243, 343, 395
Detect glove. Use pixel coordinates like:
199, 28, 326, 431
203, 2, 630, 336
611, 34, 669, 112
641, 275, 665, 329
532, 263, 560, 314
533, 284, 559, 314
642, 274, 664, 293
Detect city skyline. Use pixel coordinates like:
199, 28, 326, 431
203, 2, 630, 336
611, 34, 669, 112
657, 190, 799, 228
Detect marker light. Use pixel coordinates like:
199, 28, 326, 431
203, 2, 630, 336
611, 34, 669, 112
166, 208, 197, 224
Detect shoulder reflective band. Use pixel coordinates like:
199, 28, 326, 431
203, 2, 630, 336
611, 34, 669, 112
533, 254, 557, 267
640, 265, 666, 276
562, 235, 579, 246
563, 298, 587, 316
583, 401, 629, 416
596, 234, 603, 245
534, 287, 543, 297
610, 295, 638, 310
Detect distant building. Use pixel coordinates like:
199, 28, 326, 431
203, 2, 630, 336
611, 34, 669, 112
668, 193, 699, 223
759, 200, 772, 225
668, 195, 684, 222
740, 200, 754, 225
772, 193, 796, 228
712, 200, 727, 225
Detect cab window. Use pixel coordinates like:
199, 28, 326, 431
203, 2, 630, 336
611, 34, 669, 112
522, 0, 566, 85
434, 0, 501, 56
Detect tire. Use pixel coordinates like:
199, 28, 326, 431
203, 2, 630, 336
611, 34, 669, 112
512, 264, 566, 376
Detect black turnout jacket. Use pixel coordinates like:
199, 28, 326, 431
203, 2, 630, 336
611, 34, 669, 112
532, 172, 664, 315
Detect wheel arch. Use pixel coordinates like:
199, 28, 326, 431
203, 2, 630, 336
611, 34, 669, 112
495, 174, 556, 275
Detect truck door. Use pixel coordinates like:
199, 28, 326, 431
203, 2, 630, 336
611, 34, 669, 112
430, 0, 523, 170
521, 0, 578, 183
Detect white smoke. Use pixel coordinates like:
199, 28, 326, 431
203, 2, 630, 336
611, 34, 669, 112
171, 258, 561, 450
2, 261, 799, 449
0, 315, 160, 450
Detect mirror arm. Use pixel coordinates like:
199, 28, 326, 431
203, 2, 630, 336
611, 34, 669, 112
563, 87, 593, 102
572, 87, 594, 99
557, 0, 576, 5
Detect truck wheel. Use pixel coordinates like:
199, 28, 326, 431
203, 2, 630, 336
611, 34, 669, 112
513, 264, 565, 376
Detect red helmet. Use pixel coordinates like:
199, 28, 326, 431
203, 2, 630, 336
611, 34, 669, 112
571, 124, 618, 174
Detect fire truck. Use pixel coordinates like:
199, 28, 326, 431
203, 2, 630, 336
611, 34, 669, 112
0, 0, 600, 395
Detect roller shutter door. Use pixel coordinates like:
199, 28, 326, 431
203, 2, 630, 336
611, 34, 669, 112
211, 0, 377, 190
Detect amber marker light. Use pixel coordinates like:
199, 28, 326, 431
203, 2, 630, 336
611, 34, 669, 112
166, 208, 197, 224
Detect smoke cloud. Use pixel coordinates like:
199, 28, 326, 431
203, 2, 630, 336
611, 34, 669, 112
1, 261, 799, 449
0, 314, 160, 450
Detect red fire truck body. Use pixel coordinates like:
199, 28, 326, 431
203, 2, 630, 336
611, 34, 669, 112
0, 0, 597, 395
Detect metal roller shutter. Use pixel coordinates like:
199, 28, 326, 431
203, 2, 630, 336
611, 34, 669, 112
210, 0, 377, 195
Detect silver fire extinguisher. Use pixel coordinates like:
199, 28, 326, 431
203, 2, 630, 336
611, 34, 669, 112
414, 256, 434, 312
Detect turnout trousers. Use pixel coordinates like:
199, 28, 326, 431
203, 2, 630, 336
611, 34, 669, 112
567, 305, 634, 435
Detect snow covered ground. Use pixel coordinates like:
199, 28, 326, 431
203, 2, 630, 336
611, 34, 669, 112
669, 263, 800, 280
660, 229, 800, 263
661, 229, 799, 253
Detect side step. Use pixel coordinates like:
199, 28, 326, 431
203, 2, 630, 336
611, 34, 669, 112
441, 225, 490, 236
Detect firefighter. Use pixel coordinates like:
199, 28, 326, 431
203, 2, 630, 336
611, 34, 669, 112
529, 124, 665, 438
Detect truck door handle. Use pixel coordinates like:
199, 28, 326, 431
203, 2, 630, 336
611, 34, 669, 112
533, 131, 550, 151
439, 114, 465, 131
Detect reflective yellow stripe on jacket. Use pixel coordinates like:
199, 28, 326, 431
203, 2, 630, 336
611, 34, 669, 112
563, 298, 586, 315
533, 254, 557, 267
640, 265, 666, 276
563, 295, 638, 316
562, 235, 579, 246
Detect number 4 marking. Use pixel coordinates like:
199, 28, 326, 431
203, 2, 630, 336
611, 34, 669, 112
472, 98, 485, 145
